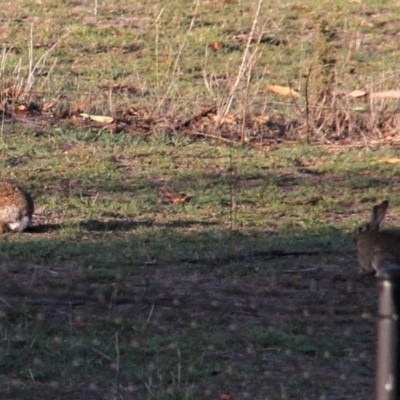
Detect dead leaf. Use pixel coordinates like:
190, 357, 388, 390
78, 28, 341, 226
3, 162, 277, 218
370, 90, 400, 99
346, 90, 368, 98
42, 97, 60, 112
221, 114, 236, 125
376, 158, 400, 164
233, 34, 248, 42
219, 393, 232, 400
210, 114, 236, 125
360, 21, 374, 28
159, 189, 192, 204
349, 90, 400, 100
80, 113, 114, 124
13, 104, 30, 114
210, 42, 221, 51
252, 115, 270, 124
268, 84, 300, 98
70, 102, 86, 113
0, 87, 23, 102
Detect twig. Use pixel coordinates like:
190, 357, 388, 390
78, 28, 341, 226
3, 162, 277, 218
90, 346, 113, 362
27, 265, 38, 290
157, 1, 200, 112
217, 0, 263, 125
26, 25, 69, 94
185, 131, 237, 144
173, 106, 217, 131
147, 302, 155, 322
115, 332, 121, 400
176, 344, 181, 390
0, 296, 11, 307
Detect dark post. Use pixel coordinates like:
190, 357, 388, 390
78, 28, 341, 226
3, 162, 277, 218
376, 264, 400, 400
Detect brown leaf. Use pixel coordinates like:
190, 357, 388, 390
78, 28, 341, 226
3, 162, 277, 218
12, 104, 30, 114
370, 90, 400, 99
210, 114, 236, 125
349, 89, 400, 100
0, 87, 23, 102
80, 113, 114, 124
346, 90, 368, 98
360, 20, 374, 27
376, 158, 400, 164
219, 393, 232, 400
268, 84, 300, 98
252, 115, 270, 124
70, 102, 86, 113
42, 97, 60, 112
210, 42, 221, 51
233, 34, 248, 42
159, 189, 192, 204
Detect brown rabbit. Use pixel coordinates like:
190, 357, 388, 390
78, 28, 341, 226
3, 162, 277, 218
354, 200, 400, 273
0, 181, 34, 234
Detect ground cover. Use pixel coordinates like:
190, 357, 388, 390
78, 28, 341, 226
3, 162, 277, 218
1, 1, 400, 399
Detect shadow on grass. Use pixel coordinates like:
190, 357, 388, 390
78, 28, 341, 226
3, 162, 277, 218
0, 225, 374, 400
0, 231, 372, 398
9, 220, 356, 261
28, 223, 64, 233
28, 218, 220, 234
79, 218, 220, 231
0, 168, 386, 400
38, 168, 400, 194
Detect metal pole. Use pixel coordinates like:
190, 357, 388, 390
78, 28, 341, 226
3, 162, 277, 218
376, 265, 400, 400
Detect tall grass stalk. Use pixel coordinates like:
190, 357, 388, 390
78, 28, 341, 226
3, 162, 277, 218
217, 0, 264, 126
156, 1, 200, 114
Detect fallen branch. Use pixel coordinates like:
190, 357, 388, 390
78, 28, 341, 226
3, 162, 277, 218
172, 105, 217, 131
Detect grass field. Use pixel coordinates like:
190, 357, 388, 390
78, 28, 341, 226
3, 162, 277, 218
1, 1, 400, 399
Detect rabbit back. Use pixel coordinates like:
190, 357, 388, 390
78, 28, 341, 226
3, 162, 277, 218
0, 182, 34, 232
356, 228, 400, 272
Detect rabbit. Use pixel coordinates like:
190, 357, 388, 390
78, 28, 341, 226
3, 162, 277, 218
354, 200, 400, 273
0, 181, 34, 234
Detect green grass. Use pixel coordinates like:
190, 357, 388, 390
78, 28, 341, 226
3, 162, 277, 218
2, 0, 400, 129
0, 128, 393, 398
0, 1, 399, 399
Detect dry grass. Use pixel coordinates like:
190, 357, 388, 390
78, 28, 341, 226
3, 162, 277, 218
0, 0, 399, 143
0, 1, 399, 399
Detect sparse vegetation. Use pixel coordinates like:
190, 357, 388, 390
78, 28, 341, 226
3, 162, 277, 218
0, 1, 399, 399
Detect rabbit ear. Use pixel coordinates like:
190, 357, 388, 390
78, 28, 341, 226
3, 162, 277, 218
370, 200, 389, 230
